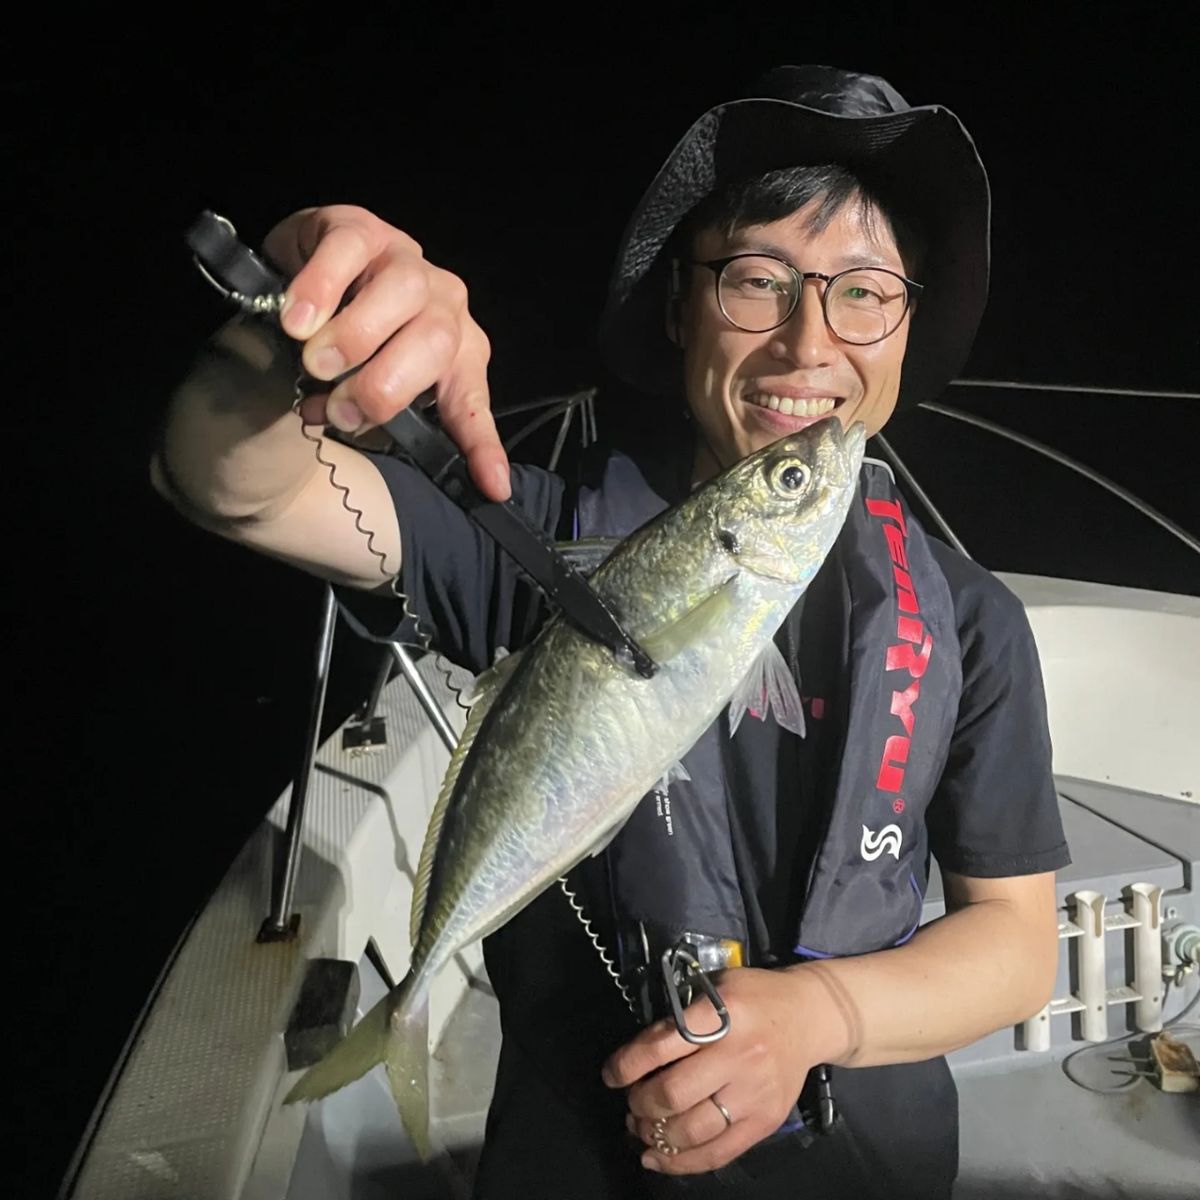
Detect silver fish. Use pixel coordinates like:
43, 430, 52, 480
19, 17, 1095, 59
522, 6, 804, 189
284, 416, 866, 1155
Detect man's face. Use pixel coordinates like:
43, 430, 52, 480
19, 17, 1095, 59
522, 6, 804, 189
677, 198, 912, 476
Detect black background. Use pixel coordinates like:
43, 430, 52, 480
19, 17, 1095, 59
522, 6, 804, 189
10, 7, 1199, 1195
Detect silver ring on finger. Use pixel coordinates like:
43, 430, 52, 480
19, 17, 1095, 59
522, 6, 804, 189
710, 1094, 733, 1128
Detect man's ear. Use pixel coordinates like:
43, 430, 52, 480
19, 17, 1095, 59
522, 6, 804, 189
665, 258, 685, 348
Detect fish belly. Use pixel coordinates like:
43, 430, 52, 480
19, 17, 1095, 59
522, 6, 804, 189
414, 578, 789, 968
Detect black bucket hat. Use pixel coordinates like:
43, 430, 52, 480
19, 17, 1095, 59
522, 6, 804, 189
598, 64, 990, 410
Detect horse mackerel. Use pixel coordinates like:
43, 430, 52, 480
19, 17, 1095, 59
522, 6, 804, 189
284, 416, 867, 1157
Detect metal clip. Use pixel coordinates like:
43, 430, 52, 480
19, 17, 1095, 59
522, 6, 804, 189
815, 1064, 839, 1130
187, 211, 287, 315
660, 945, 731, 1045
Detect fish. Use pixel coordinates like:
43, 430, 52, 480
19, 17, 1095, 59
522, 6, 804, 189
283, 416, 867, 1156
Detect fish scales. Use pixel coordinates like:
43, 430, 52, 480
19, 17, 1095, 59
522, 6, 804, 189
416, 502, 771, 969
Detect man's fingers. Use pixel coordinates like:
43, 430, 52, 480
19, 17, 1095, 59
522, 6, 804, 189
259, 206, 502, 488
437, 349, 507, 500
328, 307, 461, 430
280, 220, 374, 341
640, 1119, 765, 1177
604, 985, 733, 1092
300, 251, 431, 381
445, 402, 509, 501
629, 1088, 734, 1154
260, 208, 319, 277
603, 1019, 700, 1090
625, 1044, 731, 1121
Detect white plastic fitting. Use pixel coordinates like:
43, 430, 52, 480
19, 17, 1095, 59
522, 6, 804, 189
1072, 890, 1109, 1042
1023, 1003, 1052, 1053
1129, 883, 1164, 1031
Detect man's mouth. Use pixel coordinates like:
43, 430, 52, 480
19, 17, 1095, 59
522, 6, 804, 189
743, 392, 839, 417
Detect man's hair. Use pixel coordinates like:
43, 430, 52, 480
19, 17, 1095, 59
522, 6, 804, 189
675, 163, 927, 280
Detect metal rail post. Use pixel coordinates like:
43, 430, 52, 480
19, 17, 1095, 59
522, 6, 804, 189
390, 643, 459, 755
259, 583, 338, 941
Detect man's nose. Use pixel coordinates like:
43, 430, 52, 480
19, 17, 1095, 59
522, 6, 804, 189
767, 282, 836, 368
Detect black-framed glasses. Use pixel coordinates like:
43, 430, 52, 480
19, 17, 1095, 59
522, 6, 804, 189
691, 253, 923, 344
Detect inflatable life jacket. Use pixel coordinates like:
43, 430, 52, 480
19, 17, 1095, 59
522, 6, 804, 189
568, 446, 963, 966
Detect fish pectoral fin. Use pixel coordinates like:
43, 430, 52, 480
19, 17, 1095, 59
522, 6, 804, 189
638, 574, 739, 665
552, 537, 621, 577
728, 639, 806, 738
660, 759, 691, 791
592, 758, 690, 859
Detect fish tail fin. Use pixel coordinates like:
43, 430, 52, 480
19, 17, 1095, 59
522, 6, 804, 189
283, 971, 433, 1157
384, 986, 432, 1159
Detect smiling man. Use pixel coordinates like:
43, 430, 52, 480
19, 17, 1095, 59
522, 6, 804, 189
154, 65, 1069, 1199
674, 190, 918, 478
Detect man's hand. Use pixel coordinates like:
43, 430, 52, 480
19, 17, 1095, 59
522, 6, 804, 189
263, 205, 510, 500
600, 872, 1059, 1177
601, 967, 848, 1176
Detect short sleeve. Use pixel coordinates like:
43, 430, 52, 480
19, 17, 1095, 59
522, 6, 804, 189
925, 554, 1071, 878
334, 452, 568, 676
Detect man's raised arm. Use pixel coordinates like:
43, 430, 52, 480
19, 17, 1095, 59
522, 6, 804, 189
151, 204, 505, 588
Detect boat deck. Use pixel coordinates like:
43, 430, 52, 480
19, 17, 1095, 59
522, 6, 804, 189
60, 578, 1200, 1198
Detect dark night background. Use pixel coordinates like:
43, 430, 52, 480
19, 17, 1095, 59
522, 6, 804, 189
10, 8, 1199, 1196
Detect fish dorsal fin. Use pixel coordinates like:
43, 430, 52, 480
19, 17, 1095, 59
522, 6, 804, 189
552, 536, 621, 577
638, 574, 739, 665
410, 648, 525, 945
728, 638, 806, 738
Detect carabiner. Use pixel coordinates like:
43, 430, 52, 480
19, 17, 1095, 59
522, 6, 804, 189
660, 946, 731, 1045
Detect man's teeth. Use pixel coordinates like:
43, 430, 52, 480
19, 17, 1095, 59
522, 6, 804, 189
745, 393, 838, 417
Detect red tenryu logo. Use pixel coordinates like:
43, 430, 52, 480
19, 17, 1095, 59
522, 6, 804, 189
866, 497, 932, 811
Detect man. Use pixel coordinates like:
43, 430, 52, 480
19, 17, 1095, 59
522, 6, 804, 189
153, 65, 1069, 1198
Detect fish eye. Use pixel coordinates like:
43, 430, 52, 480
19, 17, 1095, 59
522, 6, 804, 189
769, 460, 810, 494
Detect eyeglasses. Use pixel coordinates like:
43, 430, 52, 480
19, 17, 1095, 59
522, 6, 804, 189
690, 253, 923, 344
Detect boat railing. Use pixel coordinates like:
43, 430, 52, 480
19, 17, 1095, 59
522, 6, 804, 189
925, 381, 1199, 558
257, 584, 338, 942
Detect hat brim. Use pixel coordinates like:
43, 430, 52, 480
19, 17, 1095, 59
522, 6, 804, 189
598, 97, 990, 410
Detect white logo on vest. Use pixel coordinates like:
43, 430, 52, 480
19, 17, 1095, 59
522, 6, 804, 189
653, 785, 675, 836
860, 823, 903, 861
